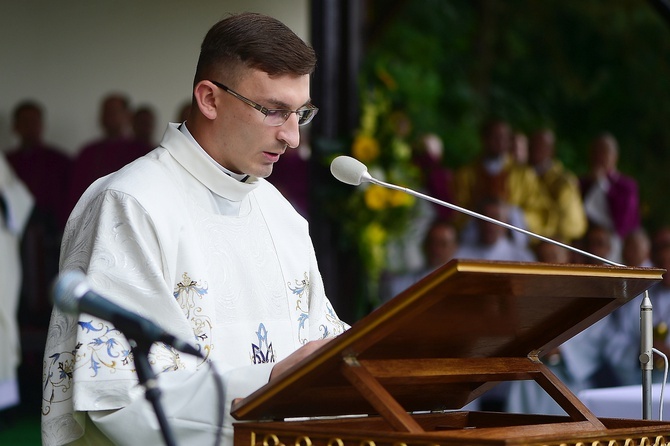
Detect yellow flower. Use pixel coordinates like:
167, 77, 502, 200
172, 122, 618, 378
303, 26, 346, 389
388, 189, 415, 207
352, 134, 380, 163
362, 222, 387, 247
360, 102, 378, 135
364, 184, 389, 210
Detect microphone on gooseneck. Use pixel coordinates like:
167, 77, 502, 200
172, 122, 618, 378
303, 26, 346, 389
52, 270, 203, 358
330, 154, 657, 420
330, 155, 623, 267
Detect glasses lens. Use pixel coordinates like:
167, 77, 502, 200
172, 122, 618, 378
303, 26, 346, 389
263, 107, 319, 126
263, 110, 289, 126
297, 107, 318, 126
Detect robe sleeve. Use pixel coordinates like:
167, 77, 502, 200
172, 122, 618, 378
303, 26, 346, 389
306, 240, 350, 340
87, 362, 274, 446
43, 188, 275, 446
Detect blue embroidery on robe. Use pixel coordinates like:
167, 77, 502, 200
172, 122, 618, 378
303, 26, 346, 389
320, 301, 349, 338
173, 272, 212, 361
251, 323, 275, 364
289, 273, 310, 344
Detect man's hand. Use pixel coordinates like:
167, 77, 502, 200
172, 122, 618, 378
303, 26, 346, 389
269, 338, 334, 382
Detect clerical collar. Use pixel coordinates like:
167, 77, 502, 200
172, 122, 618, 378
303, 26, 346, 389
483, 155, 506, 174
178, 122, 250, 182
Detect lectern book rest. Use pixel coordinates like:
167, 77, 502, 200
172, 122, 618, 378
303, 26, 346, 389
232, 259, 670, 446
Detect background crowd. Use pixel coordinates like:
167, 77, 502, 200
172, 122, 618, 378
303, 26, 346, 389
0, 91, 667, 423
380, 117, 670, 415
0, 95, 186, 426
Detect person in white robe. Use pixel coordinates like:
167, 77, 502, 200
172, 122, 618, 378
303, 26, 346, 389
0, 153, 33, 411
41, 13, 349, 446
454, 198, 535, 263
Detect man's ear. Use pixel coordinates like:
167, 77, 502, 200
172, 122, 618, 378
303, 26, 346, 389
193, 81, 218, 121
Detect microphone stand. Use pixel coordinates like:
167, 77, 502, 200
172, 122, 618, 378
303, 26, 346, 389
130, 339, 178, 446
350, 164, 655, 420
640, 292, 654, 419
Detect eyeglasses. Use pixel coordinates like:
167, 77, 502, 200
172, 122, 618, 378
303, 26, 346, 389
209, 80, 318, 127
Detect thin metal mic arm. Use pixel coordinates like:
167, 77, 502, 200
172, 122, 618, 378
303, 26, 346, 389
365, 175, 625, 268
370, 174, 656, 419
332, 155, 655, 418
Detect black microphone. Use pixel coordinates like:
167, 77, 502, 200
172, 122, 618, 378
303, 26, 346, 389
53, 270, 203, 358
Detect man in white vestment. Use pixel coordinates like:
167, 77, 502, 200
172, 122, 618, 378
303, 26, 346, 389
41, 13, 349, 446
454, 198, 535, 263
0, 153, 33, 412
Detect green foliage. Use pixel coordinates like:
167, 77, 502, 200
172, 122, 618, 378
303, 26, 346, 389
364, 0, 670, 230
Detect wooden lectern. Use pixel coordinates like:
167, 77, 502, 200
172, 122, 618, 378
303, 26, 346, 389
232, 260, 670, 446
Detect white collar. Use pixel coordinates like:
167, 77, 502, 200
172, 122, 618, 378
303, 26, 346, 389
179, 122, 250, 182
159, 123, 259, 202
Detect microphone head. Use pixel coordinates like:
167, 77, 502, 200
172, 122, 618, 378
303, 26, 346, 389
330, 156, 370, 186
52, 270, 89, 315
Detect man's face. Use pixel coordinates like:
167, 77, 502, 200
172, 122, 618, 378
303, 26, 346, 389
14, 107, 43, 145
529, 131, 554, 167
101, 97, 130, 137
424, 225, 457, 268
585, 228, 612, 262
484, 122, 511, 157
211, 69, 310, 178
479, 202, 507, 245
590, 137, 617, 173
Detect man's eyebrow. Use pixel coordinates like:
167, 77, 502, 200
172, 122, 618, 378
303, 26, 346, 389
266, 97, 312, 109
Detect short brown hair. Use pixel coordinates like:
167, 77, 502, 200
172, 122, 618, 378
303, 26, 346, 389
194, 12, 316, 86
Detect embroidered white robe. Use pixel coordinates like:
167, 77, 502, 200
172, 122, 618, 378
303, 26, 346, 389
41, 123, 348, 445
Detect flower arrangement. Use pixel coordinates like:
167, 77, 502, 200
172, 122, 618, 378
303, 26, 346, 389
327, 71, 421, 309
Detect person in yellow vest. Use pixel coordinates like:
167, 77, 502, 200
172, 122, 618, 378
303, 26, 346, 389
454, 119, 552, 246
528, 128, 587, 244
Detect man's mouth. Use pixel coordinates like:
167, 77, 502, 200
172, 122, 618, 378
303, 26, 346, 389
263, 151, 281, 162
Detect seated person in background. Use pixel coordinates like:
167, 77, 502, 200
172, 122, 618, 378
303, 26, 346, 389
533, 240, 571, 264
41, 12, 349, 446
67, 93, 153, 214
454, 197, 535, 262
528, 128, 587, 244
6, 100, 72, 230
622, 227, 652, 267
6, 100, 72, 325
412, 133, 454, 222
454, 119, 550, 247
380, 219, 458, 303
511, 130, 528, 165
507, 224, 636, 415
132, 105, 157, 148
579, 133, 641, 263
570, 224, 617, 265
606, 229, 670, 386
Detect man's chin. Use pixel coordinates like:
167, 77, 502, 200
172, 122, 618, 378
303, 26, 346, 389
254, 166, 274, 179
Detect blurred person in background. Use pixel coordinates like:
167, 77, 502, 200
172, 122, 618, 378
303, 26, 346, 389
67, 93, 152, 212
0, 154, 33, 417
580, 133, 641, 263
380, 218, 458, 303
528, 128, 587, 245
